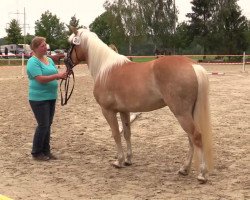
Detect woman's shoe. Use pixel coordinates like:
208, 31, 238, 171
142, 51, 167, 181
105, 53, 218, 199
45, 153, 57, 160
32, 153, 50, 161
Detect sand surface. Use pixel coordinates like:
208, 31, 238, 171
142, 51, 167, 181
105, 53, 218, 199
0, 63, 249, 199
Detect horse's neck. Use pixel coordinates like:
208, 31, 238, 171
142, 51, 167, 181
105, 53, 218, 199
85, 33, 130, 81
87, 43, 115, 79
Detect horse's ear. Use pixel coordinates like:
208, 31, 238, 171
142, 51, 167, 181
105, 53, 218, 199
70, 26, 78, 35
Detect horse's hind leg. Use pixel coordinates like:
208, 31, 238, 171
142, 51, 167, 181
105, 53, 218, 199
101, 108, 125, 168
120, 112, 132, 166
178, 136, 194, 176
176, 114, 207, 183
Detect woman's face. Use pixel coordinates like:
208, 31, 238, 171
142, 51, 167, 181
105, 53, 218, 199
34, 41, 47, 55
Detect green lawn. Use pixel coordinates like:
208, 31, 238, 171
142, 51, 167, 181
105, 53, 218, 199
128, 57, 156, 62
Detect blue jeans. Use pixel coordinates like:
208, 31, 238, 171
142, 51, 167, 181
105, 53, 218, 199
29, 100, 56, 156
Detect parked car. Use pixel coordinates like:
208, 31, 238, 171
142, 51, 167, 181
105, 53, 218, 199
54, 49, 67, 57
4, 50, 66, 64
0, 52, 16, 58
47, 51, 65, 65
15, 52, 33, 59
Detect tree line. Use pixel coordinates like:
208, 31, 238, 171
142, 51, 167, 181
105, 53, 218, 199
1, 0, 250, 56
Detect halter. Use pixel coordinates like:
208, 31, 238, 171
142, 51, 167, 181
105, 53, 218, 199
60, 44, 77, 106
60, 32, 84, 105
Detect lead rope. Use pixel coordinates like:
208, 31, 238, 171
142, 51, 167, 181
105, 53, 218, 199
60, 69, 75, 106
59, 43, 78, 106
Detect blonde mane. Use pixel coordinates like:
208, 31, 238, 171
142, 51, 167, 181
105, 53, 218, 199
70, 29, 130, 82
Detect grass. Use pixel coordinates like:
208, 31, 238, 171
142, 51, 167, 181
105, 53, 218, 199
129, 57, 156, 62
0, 58, 27, 66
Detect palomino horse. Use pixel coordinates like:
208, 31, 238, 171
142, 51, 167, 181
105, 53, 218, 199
108, 43, 141, 132
65, 28, 213, 183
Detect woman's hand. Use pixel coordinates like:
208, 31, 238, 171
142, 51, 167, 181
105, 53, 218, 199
35, 71, 68, 83
57, 71, 68, 80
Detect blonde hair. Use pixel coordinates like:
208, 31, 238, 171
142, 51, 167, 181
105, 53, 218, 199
30, 36, 46, 51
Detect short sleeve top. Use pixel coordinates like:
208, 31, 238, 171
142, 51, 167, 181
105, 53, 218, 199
26, 56, 58, 101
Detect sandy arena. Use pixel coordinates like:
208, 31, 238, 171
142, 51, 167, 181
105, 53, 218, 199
0, 63, 249, 199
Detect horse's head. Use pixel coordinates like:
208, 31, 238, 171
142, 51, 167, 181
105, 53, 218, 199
64, 26, 87, 71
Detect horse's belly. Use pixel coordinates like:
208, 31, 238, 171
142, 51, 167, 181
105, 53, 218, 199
130, 100, 166, 112
120, 94, 166, 112
94, 69, 166, 112
95, 91, 166, 112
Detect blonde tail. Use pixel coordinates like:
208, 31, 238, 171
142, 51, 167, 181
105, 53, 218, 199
192, 64, 214, 171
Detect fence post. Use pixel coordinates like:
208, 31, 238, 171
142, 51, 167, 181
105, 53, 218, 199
242, 52, 246, 72
21, 53, 24, 78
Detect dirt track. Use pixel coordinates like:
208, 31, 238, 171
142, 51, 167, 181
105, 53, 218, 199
0, 64, 249, 199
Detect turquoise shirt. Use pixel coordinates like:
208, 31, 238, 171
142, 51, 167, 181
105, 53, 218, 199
27, 56, 58, 101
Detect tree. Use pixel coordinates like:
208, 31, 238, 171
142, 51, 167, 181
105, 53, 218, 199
212, 0, 248, 55
5, 19, 23, 44
66, 15, 84, 35
138, 0, 177, 52
89, 12, 112, 44
104, 0, 145, 54
62, 15, 85, 50
90, 9, 129, 53
35, 11, 67, 50
245, 20, 250, 53
25, 33, 34, 45
103, 0, 177, 54
187, 0, 217, 55
174, 22, 193, 54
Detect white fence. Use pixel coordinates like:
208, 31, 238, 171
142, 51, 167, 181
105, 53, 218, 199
1, 53, 249, 73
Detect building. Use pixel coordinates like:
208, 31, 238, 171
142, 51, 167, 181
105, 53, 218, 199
0, 44, 31, 54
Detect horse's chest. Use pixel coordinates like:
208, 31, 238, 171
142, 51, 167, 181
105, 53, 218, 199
93, 85, 116, 107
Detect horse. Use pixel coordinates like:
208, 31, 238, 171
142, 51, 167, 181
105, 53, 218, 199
65, 28, 214, 183
108, 43, 142, 132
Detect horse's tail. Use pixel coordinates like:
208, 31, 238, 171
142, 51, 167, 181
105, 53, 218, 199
192, 64, 214, 171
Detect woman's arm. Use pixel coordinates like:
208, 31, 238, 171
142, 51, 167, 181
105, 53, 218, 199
35, 71, 67, 83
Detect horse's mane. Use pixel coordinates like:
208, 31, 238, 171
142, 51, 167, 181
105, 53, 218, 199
70, 29, 130, 82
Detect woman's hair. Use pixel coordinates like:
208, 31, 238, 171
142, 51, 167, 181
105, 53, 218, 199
30, 36, 46, 51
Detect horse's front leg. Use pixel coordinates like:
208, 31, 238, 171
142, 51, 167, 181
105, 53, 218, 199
101, 108, 125, 168
120, 112, 132, 166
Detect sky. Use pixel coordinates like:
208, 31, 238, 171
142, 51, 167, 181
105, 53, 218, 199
0, 0, 249, 38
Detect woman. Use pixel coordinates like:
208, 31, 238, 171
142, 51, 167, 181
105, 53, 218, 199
27, 36, 67, 161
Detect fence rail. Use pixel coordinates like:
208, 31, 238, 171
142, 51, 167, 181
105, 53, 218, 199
1, 53, 249, 72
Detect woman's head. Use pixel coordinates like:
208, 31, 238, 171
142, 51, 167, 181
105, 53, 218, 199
30, 36, 47, 55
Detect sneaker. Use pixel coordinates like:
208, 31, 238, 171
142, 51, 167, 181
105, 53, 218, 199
32, 153, 50, 161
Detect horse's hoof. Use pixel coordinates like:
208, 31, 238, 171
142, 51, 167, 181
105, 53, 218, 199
197, 175, 207, 184
178, 168, 189, 176
111, 161, 124, 168
124, 161, 132, 166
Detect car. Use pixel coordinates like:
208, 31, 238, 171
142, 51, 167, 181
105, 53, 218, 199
47, 51, 65, 65
15, 52, 33, 59
54, 49, 67, 57
0, 52, 16, 58
54, 49, 65, 54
